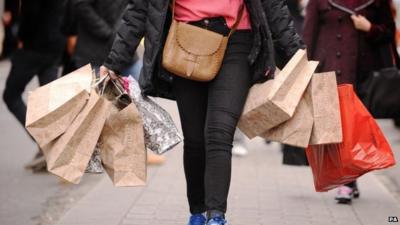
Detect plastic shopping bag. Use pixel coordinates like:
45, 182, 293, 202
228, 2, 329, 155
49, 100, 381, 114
306, 84, 396, 192
124, 76, 182, 154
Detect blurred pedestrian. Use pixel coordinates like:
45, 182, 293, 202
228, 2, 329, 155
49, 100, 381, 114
1, 0, 20, 58
304, 0, 398, 203
61, 0, 78, 75
100, 0, 304, 224
2, 0, 66, 172
71, 0, 129, 69
391, 1, 400, 128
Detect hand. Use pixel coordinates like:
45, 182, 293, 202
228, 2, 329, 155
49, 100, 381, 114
99, 65, 119, 80
2, 11, 12, 26
66, 36, 77, 56
351, 15, 372, 32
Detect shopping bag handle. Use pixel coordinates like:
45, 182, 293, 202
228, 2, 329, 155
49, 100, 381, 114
92, 74, 109, 88
93, 71, 126, 95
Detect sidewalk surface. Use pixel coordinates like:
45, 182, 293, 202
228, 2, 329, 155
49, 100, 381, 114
56, 100, 400, 225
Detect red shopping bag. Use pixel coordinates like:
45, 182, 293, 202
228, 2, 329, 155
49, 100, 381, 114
306, 84, 396, 192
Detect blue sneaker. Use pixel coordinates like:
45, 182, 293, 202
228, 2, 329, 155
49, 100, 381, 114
207, 216, 227, 225
188, 213, 206, 225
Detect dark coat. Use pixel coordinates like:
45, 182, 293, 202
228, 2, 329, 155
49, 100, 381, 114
104, 0, 304, 100
303, 0, 398, 85
61, 0, 78, 36
71, 0, 129, 67
19, 0, 66, 56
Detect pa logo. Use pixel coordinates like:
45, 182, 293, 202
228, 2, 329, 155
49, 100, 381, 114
389, 216, 399, 223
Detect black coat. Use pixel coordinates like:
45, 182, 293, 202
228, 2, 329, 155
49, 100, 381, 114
104, 0, 304, 99
19, 0, 66, 56
71, 0, 129, 67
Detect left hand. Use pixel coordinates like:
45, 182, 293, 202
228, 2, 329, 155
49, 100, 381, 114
351, 15, 372, 32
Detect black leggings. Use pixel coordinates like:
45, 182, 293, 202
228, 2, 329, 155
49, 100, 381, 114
173, 30, 253, 214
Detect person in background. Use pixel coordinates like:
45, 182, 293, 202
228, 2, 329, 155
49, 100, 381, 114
394, 0, 400, 48
1, 0, 19, 59
70, 0, 128, 69
61, 0, 78, 75
392, 0, 400, 128
2, 0, 66, 172
304, 0, 398, 204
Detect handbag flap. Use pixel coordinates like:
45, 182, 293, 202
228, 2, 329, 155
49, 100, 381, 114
175, 21, 225, 56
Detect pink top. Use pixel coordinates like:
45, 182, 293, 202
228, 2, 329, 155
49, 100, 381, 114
174, 0, 252, 30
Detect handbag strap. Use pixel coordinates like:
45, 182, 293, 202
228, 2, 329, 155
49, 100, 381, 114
170, 0, 245, 37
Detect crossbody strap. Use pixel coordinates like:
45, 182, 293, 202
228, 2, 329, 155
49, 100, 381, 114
170, 0, 245, 37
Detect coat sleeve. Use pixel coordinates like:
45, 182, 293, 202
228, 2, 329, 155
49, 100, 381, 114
262, 0, 305, 60
365, 0, 396, 44
72, 0, 114, 40
104, 0, 147, 73
303, 0, 320, 59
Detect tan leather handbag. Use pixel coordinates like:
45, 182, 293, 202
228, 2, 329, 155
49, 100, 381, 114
162, 0, 244, 82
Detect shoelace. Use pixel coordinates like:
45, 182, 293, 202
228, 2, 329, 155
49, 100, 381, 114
208, 217, 226, 225
190, 214, 206, 225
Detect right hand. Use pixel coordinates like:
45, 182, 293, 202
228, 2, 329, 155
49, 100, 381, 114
99, 65, 119, 80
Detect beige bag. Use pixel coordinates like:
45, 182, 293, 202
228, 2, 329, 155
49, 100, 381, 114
99, 79, 146, 187
162, 0, 243, 81
42, 91, 111, 184
26, 65, 93, 147
261, 72, 342, 147
238, 49, 318, 139
309, 72, 342, 145
260, 84, 313, 148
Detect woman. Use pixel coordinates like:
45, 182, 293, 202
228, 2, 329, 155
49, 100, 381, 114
101, 0, 303, 224
303, 0, 398, 203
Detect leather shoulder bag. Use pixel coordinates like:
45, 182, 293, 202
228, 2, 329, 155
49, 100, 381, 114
162, 0, 244, 82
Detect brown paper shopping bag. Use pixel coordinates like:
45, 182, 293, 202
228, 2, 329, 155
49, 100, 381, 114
100, 104, 146, 187
26, 65, 93, 147
308, 72, 342, 145
238, 49, 318, 138
99, 79, 146, 187
261, 90, 313, 148
42, 91, 111, 184
261, 72, 342, 147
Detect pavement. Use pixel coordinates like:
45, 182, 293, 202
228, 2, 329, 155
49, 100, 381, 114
0, 60, 103, 225
0, 59, 399, 225
56, 99, 400, 225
